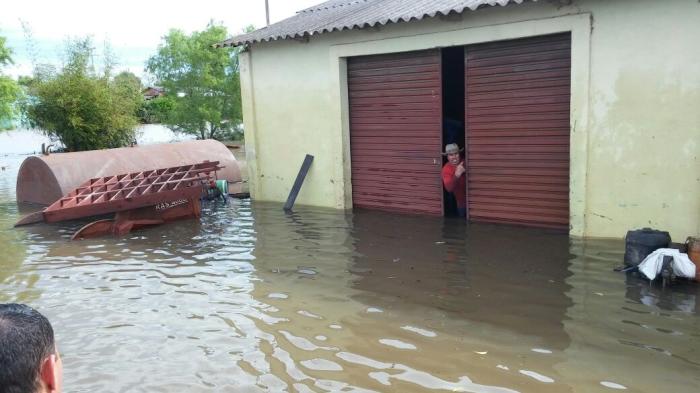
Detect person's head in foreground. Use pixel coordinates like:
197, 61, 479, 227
0, 303, 62, 393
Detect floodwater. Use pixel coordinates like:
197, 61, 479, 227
1, 132, 700, 392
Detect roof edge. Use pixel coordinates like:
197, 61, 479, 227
215, 0, 529, 48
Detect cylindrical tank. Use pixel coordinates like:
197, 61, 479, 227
16, 140, 242, 205
623, 228, 671, 266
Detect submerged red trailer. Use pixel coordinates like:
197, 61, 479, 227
16, 140, 241, 205
15, 161, 223, 239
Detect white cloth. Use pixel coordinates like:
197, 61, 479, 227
638, 248, 696, 280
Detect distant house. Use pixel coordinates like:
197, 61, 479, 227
143, 86, 164, 100
218, 0, 700, 239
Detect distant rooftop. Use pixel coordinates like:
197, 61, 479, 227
216, 0, 531, 47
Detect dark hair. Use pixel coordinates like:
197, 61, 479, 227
0, 304, 56, 393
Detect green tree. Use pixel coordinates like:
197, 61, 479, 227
114, 71, 143, 97
139, 95, 175, 124
23, 38, 142, 151
0, 34, 21, 129
146, 22, 242, 140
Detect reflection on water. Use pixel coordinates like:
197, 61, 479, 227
1, 153, 699, 392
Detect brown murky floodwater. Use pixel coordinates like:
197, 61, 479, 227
1, 148, 700, 392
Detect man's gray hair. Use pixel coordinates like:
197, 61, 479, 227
0, 303, 56, 393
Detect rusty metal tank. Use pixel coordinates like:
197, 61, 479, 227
16, 140, 242, 205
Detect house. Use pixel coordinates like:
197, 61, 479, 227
218, 0, 700, 239
142, 86, 165, 100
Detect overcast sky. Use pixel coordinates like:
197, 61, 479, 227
0, 0, 321, 81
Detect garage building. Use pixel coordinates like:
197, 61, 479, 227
218, 0, 700, 238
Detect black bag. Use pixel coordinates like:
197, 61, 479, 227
624, 228, 671, 266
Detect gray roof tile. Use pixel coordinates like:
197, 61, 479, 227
217, 0, 530, 47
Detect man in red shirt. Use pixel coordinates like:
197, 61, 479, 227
441, 143, 466, 217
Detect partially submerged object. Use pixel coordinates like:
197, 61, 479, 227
624, 228, 671, 266
15, 161, 222, 239
16, 140, 241, 205
284, 154, 314, 212
687, 237, 700, 282
638, 248, 696, 281
619, 228, 699, 284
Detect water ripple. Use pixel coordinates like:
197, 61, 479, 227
0, 152, 699, 392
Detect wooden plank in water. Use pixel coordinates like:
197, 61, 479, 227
284, 154, 314, 212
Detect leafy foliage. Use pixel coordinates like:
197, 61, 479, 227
114, 71, 143, 98
22, 38, 143, 151
139, 96, 175, 124
0, 35, 12, 65
0, 34, 21, 129
146, 23, 242, 140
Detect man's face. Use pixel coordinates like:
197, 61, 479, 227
447, 152, 460, 165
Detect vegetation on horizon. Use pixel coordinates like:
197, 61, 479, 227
3, 21, 251, 146
0, 33, 21, 130
22, 38, 143, 151
146, 22, 245, 141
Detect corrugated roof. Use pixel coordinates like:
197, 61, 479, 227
217, 0, 532, 47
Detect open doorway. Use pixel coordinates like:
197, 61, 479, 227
441, 46, 465, 217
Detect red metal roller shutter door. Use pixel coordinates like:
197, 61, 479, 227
465, 33, 571, 229
348, 50, 443, 215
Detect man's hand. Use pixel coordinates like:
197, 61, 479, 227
455, 162, 466, 178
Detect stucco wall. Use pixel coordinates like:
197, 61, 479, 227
240, 0, 700, 239
582, 0, 700, 239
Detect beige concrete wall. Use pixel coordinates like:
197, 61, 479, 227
240, 0, 700, 239
582, 0, 700, 239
